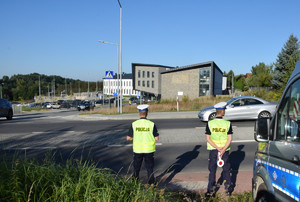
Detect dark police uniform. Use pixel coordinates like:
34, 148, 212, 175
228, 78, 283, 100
128, 116, 159, 184
205, 116, 233, 195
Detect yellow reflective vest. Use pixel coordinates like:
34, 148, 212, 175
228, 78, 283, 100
132, 119, 155, 153
207, 119, 231, 150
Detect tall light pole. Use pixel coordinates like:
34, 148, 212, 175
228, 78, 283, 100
98, 40, 120, 113
117, 0, 123, 113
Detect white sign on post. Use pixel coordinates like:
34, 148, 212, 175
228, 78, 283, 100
178, 91, 183, 96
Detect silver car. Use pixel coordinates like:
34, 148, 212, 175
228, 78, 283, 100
198, 96, 277, 121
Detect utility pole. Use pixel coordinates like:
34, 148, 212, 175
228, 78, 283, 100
39, 75, 41, 101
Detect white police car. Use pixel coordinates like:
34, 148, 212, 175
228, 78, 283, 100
253, 60, 300, 201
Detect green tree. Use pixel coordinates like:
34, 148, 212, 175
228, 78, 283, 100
248, 62, 273, 87
272, 34, 300, 89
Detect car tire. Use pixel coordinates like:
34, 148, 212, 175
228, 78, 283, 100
208, 113, 216, 120
6, 110, 13, 120
258, 111, 271, 119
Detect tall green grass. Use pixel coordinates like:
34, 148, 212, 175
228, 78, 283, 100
0, 154, 173, 201
0, 153, 253, 201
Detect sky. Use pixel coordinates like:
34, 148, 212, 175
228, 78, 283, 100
1, 0, 300, 81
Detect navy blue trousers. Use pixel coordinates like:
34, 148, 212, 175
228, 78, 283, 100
133, 152, 155, 184
207, 150, 232, 193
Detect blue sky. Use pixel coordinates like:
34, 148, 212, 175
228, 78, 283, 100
1, 0, 300, 81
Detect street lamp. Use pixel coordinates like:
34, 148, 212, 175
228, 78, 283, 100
98, 40, 120, 113
117, 0, 123, 114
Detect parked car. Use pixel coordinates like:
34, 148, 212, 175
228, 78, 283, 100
46, 102, 61, 109
252, 59, 300, 202
198, 96, 277, 121
77, 100, 95, 111
71, 99, 81, 108
0, 98, 13, 120
60, 101, 71, 109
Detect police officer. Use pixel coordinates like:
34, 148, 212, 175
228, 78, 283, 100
205, 102, 233, 197
127, 104, 159, 184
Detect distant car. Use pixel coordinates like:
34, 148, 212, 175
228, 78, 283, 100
60, 101, 71, 109
46, 102, 61, 109
0, 98, 13, 120
77, 100, 95, 111
198, 96, 277, 121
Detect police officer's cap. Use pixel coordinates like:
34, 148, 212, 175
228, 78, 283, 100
137, 104, 149, 111
214, 102, 227, 110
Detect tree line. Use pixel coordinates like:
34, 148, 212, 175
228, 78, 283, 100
225, 34, 300, 93
0, 74, 103, 101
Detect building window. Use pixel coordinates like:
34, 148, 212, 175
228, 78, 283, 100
138, 81, 140, 86
147, 81, 149, 87
152, 72, 155, 78
147, 71, 150, 78
199, 68, 210, 96
152, 81, 154, 88
143, 71, 145, 78
138, 70, 141, 78
142, 81, 145, 87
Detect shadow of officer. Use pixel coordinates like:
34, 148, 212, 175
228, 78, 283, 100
216, 145, 245, 192
158, 145, 201, 184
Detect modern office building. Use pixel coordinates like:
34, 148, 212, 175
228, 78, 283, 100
161, 61, 223, 99
131, 61, 224, 100
103, 73, 137, 96
131, 63, 174, 100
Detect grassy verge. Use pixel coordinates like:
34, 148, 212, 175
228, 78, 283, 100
0, 154, 253, 201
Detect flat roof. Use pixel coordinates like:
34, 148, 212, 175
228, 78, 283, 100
161, 61, 222, 74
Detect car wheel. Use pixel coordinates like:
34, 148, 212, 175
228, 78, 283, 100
208, 113, 216, 120
258, 111, 271, 118
6, 110, 13, 120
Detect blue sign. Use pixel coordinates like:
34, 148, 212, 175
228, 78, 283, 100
113, 92, 118, 97
137, 91, 140, 98
105, 71, 113, 79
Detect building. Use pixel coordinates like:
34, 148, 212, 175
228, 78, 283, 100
131, 63, 174, 100
161, 61, 223, 99
103, 73, 137, 96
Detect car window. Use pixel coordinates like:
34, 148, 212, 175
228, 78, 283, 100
245, 98, 263, 105
276, 88, 290, 141
231, 99, 242, 106
276, 79, 300, 142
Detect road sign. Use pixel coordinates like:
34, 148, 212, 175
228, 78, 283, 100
105, 71, 113, 79
113, 92, 118, 97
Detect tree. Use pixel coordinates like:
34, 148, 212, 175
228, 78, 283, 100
272, 34, 300, 89
248, 62, 273, 87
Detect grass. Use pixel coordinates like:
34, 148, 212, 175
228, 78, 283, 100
0, 153, 253, 202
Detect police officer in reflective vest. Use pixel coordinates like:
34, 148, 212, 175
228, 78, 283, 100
127, 104, 159, 184
205, 102, 233, 197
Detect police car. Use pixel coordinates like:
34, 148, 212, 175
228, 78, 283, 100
253, 60, 300, 201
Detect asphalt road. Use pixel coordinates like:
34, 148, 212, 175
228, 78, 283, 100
0, 110, 257, 177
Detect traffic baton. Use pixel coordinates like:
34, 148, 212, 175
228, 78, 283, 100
217, 152, 224, 167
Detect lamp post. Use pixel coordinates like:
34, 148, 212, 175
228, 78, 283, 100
98, 40, 120, 113
117, 0, 123, 114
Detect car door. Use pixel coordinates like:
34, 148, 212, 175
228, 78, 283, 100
224, 98, 249, 120
269, 79, 300, 201
244, 98, 264, 119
